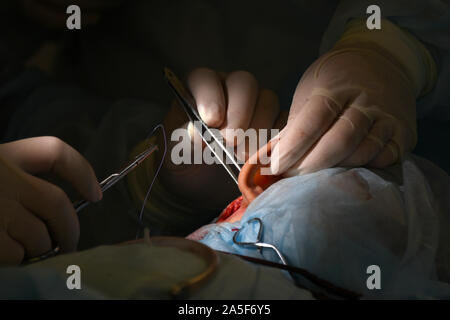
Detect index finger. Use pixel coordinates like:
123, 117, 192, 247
187, 68, 226, 128
270, 89, 344, 175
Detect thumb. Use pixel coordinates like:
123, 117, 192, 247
0, 137, 102, 203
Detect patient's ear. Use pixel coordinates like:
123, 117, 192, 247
238, 141, 281, 204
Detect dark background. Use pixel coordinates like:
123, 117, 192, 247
0, 0, 448, 174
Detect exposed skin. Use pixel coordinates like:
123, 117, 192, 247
160, 41, 419, 213
8, 1, 420, 264
0, 137, 102, 265
219, 141, 282, 223
161, 39, 419, 213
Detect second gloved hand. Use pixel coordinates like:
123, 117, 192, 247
270, 19, 435, 176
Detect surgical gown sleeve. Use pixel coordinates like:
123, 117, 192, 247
319, 0, 450, 120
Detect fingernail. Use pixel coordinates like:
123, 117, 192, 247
187, 121, 203, 146
187, 121, 195, 141
199, 102, 223, 127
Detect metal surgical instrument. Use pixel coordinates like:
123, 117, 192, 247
73, 144, 158, 213
24, 144, 158, 264
232, 217, 288, 266
164, 67, 242, 185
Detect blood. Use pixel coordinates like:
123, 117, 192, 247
217, 169, 281, 223
216, 196, 245, 223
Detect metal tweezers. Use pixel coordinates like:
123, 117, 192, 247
73, 145, 158, 213
24, 144, 158, 264
164, 67, 242, 185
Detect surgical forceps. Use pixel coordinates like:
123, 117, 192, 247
232, 217, 288, 266
164, 67, 242, 185
73, 145, 158, 213
24, 144, 158, 264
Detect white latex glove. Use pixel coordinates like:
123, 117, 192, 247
0, 137, 102, 265
161, 68, 287, 210
270, 19, 436, 176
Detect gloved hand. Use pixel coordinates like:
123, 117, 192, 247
160, 68, 287, 211
270, 19, 436, 176
0, 137, 102, 265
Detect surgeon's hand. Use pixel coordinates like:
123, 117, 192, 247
270, 46, 417, 176
0, 137, 102, 265
161, 68, 287, 210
